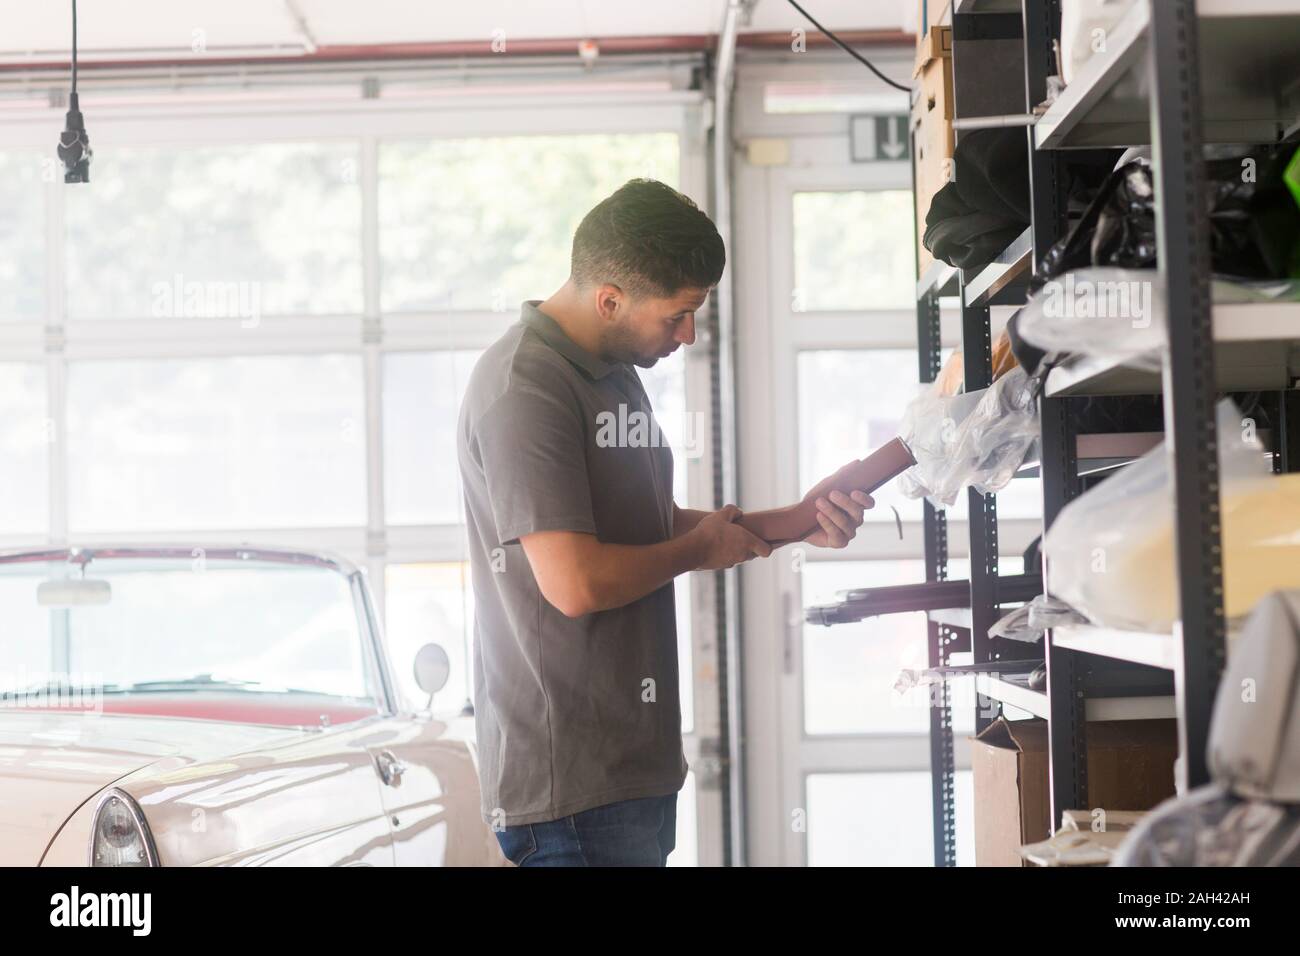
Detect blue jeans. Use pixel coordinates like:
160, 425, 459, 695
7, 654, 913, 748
495, 793, 678, 867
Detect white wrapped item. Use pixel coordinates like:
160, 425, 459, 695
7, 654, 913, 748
1017, 268, 1167, 372
1114, 785, 1300, 866
1017, 270, 1300, 374
990, 595, 1089, 644
1115, 590, 1300, 865
1042, 398, 1287, 632
1020, 809, 1144, 867
1060, 0, 1139, 86
898, 367, 1040, 508
1208, 591, 1300, 803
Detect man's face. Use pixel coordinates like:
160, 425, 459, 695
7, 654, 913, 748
600, 285, 710, 368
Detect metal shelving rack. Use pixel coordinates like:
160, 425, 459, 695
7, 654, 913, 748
907, 0, 1300, 861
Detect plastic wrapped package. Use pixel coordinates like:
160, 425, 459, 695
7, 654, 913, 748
989, 595, 1089, 644
1060, 0, 1138, 86
898, 366, 1040, 508
1115, 590, 1300, 865
1016, 268, 1167, 372
1113, 785, 1300, 866
1041, 399, 1300, 632
1015, 269, 1300, 375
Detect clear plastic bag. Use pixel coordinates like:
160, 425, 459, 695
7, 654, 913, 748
1114, 785, 1300, 866
898, 366, 1040, 508
1042, 398, 1277, 631
989, 594, 1088, 644
1016, 268, 1167, 372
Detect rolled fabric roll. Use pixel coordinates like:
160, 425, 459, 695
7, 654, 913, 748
740, 438, 917, 546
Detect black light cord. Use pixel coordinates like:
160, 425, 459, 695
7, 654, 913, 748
71, 0, 78, 94
785, 0, 911, 93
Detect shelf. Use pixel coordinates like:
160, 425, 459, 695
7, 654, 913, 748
1051, 625, 1177, 670
963, 227, 1033, 306
1016, 431, 1164, 478
928, 607, 972, 630
806, 573, 1042, 626
1043, 303, 1300, 398
953, 0, 1022, 13
917, 258, 959, 300
974, 673, 1175, 721
1034, 1, 1300, 149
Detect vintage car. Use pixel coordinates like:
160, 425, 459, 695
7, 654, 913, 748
0, 545, 505, 866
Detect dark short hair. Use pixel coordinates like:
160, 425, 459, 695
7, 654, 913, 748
571, 179, 725, 297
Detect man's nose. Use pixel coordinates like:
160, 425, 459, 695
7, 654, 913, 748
675, 314, 696, 346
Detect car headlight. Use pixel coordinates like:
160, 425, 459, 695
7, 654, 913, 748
89, 789, 158, 867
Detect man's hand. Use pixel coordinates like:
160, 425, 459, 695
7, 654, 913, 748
690, 504, 772, 570
802, 490, 874, 549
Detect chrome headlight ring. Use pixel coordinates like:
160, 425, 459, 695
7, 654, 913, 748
88, 788, 159, 867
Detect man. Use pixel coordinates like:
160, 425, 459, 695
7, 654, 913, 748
457, 179, 874, 867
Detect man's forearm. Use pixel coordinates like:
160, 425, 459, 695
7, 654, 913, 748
672, 505, 710, 538
578, 533, 708, 613
676, 503, 802, 549
524, 528, 706, 617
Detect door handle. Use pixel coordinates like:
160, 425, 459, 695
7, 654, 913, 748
375, 749, 406, 787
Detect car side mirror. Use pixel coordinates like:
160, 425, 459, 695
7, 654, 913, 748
413, 643, 451, 701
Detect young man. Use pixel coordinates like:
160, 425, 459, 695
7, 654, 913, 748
457, 179, 874, 866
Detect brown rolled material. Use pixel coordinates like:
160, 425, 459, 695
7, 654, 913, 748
739, 437, 917, 546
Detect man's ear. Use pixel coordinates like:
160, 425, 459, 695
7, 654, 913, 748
593, 283, 625, 322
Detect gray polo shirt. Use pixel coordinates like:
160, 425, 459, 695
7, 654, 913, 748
457, 300, 688, 827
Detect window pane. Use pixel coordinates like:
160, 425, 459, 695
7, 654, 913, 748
807, 770, 973, 866
802, 560, 935, 735
638, 355, 694, 732
996, 474, 1043, 519
803, 557, 1031, 736
667, 770, 698, 867
675, 574, 693, 736
792, 190, 914, 311
0, 364, 48, 535
383, 350, 481, 526
798, 349, 926, 523
636, 349, 691, 506
384, 562, 474, 715
765, 83, 909, 115
379, 133, 680, 312
65, 143, 362, 319
0, 152, 44, 321
67, 355, 366, 531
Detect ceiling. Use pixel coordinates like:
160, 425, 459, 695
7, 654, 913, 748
0, 0, 915, 65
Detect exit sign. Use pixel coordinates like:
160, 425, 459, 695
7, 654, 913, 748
850, 114, 909, 162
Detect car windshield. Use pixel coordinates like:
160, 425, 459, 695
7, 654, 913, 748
0, 552, 386, 724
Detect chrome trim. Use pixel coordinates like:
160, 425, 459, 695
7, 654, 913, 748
350, 569, 400, 716
0, 544, 363, 576
88, 787, 160, 868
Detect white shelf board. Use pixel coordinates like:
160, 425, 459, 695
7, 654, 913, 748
1051, 625, 1177, 670
928, 607, 973, 629
963, 227, 1033, 307
975, 674, 1175, 721
1044, 302, 1300, 398
1034, 1, 1300, 149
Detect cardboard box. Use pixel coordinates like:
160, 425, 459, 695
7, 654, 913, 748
911, 53, 955, 275
914, 25, 952, 78
971, 717, 1178, 867
915, 0, 950, 50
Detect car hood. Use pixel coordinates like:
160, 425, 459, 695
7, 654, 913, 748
0, 710, 301, 866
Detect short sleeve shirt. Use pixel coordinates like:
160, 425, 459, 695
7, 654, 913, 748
456, 300, 687, 826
